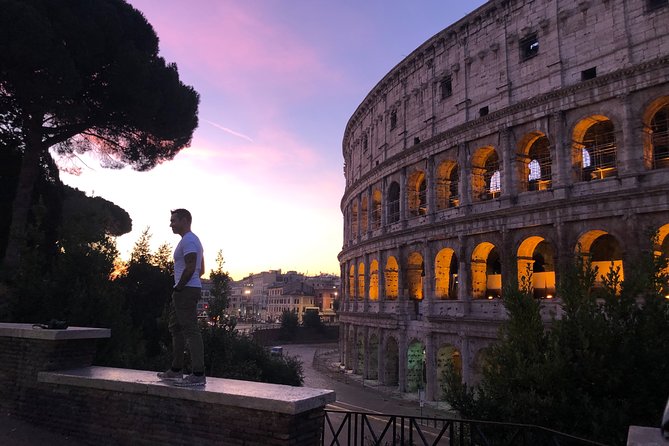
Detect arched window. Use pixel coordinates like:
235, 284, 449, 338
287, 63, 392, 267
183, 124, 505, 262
574, 118, 617, 181
351, 201, 358, 237
408, 171, 427, 217
651, 105, 669, 169
360, 196, 368, 233
387, 182, 400, 223
525, 135, 552, 191
372, 189, 382, 229
436, 161, 459, 210
482, 151, 501, 199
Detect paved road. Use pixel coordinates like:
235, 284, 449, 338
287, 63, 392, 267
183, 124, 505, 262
282, 343, 450, 418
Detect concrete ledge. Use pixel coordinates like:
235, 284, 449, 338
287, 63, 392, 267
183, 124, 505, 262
0, 323, 111, 340
39, 366, 336, 415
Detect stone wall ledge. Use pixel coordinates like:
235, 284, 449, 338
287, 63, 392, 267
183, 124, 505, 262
0, 322, 111, 340
38, 366, 336, 415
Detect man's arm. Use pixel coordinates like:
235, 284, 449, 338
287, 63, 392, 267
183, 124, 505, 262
174, 252, 198, 291
200, 257, 205, 278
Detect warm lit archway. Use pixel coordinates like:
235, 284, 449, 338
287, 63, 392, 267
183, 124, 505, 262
369, 259, 379, 300
471, 242, 501, 299
385, 256, 399, 299
519, 132, 552, 191
572, 115, 617, 181
407, 252, 424, 300
657, 224, 669, 278
517, 236, 556, 299
577, 230, 625, 287
435, 248, 458, 299
436, 160, 459, 210
351, 200, 359, 237
387, 182, 400, 223
361, 196, 368, 233
408, 171, 427, 217
372, 189, 382, 229
348, 264, 355, 299
643, 97, 669, 170
357, 262, 365, 299
471, 147, 501, 201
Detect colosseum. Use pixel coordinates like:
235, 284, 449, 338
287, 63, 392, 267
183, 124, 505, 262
338, 0, 669, 401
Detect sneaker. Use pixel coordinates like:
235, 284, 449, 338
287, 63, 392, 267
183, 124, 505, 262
173, 374, 206, 387
157, 369, 183, 381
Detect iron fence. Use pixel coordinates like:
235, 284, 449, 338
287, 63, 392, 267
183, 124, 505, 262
322, 409, 608, 446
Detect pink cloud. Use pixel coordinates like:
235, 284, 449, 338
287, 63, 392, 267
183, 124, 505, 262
130, 0, 342, 98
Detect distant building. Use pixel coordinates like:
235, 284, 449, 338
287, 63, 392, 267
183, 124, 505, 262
228, 270, 340, 322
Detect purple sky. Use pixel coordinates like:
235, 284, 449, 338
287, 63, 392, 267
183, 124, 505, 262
61, 0, 487, 280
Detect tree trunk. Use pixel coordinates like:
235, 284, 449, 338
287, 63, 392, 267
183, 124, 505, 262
1, 116, 45, 279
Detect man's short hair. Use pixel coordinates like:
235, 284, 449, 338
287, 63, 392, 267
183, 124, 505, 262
171, 208, 192, 224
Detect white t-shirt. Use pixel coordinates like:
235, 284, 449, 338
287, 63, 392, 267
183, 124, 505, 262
173, 231, 203, 288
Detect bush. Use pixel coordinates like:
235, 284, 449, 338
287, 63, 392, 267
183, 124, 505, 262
441, 250, 669, 445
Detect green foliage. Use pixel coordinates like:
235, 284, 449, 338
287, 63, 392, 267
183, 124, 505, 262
279, 309, 299, 340
208, 250, 232, 323
441, 249, 669, 445
201, 325, 303, 386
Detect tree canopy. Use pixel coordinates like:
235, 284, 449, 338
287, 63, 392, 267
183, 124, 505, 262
0, 0, 199, 274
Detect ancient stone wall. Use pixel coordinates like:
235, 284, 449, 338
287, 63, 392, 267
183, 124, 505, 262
339, 0, 669, 401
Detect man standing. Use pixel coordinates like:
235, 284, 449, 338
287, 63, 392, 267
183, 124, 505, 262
158, 208, 206, 386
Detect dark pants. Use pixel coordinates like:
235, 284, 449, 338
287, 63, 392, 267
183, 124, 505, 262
168, 287, 204, 374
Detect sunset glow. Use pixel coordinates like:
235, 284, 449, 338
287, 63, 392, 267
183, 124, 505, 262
60, 0, 487, 280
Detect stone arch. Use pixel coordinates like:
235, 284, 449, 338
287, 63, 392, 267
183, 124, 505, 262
471, 242, 501, 299
471, 347, 492, 385
369, 259, 379, 300
408, 170, 427, 216
356, 335, 365, 375
372, 189, 382, 229
361, 196, 369, 233
436, 160, 459, 210
357, 262, 365, 299
642, 96, 669, 170
407, 339, 426, 392
351, 200, 359, 236
436, 344, 462, 393
387, 181, 400, 223
407, 252, 424, 300
471, 146, 501, 201
572, 115, 617, 181
385, 256, 399, 299
519, 131, 552, 191
435, 248, 458, 299
368, 333, 379, 380
577, 230, 625, 286
517, 236, 557, 299
384, 336, 399, 386
348, 264, 355, 299
346, 326, 356, 368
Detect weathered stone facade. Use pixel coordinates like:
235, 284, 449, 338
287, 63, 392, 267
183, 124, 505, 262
338, 0, 669, 401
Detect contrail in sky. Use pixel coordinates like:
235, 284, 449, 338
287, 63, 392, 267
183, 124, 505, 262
205, 119, 254, 142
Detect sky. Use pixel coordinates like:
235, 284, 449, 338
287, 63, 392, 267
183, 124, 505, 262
60, 0, 487, 281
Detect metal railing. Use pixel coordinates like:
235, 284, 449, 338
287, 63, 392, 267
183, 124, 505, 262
322, 410, 609, 446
